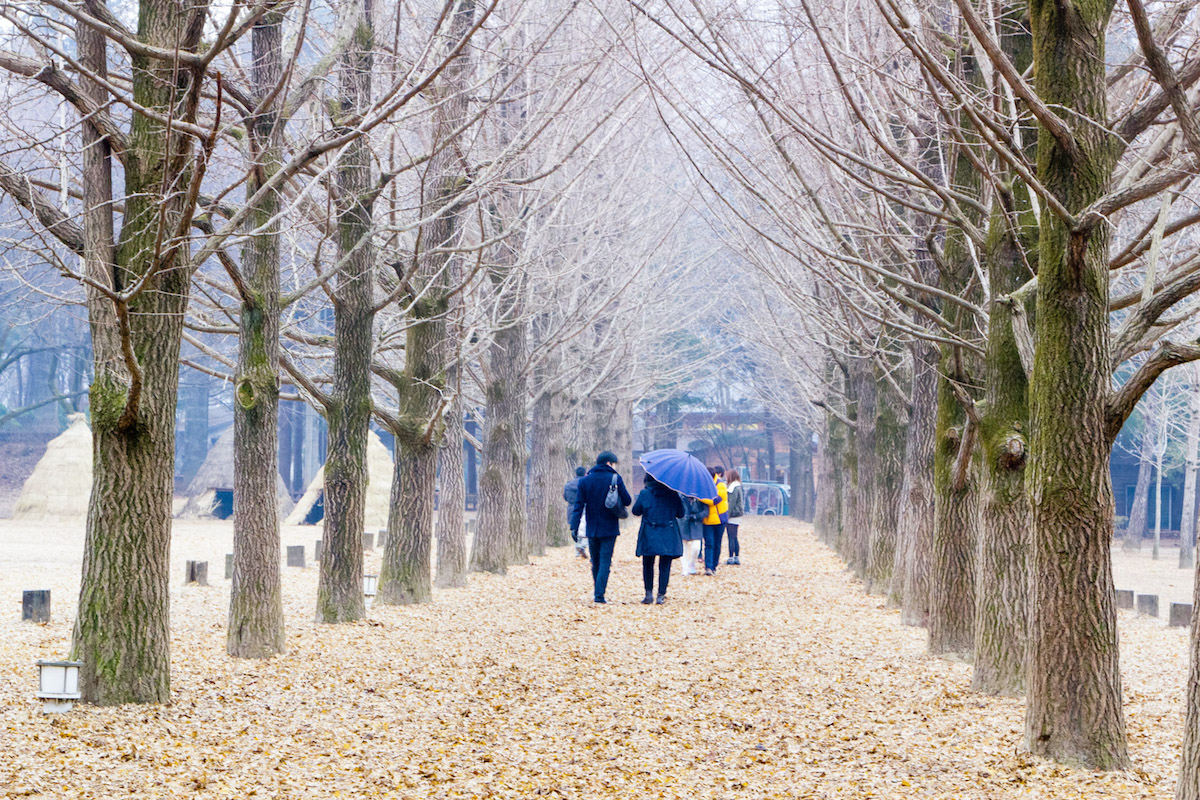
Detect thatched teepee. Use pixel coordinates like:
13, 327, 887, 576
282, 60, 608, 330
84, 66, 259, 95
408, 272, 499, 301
284, 430, 393, 527
13, 413, 93, 521
177, 426, 294, 519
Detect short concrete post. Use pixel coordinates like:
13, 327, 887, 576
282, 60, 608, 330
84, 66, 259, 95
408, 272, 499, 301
1136, 594, 1159, 617
225, 554, 234, 580
22, 590, 50, 623
186, 561, 209, 586
1116, 589, 1135, 610
1171, 603, 1193, 628
314, 540, 322, 561
362, 532, 374, 551
286, 545, 305, 568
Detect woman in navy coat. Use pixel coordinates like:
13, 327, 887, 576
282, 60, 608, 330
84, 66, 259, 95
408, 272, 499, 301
633, 475, 685, 604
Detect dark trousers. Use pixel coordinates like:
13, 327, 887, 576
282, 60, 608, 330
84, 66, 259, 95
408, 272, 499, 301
642, 555, 673, 596
703, 523, 725, 572
727, 523, 740, 558
589, 536, 617, 600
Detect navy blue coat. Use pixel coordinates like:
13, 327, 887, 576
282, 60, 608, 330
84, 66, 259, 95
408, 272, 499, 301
570, 464, 631, 539
633, 484, 685, 557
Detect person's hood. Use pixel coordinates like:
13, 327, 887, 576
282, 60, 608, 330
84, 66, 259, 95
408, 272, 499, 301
727, 480, 742, 491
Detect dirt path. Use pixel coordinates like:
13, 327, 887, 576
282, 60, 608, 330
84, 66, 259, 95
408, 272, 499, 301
0, 518, 1180, 798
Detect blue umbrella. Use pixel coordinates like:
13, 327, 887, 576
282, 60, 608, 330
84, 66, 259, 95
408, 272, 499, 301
639, 449, 719, 501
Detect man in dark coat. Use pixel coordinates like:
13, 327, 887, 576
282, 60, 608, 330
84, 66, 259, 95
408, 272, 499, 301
563, 466, 588, 557
570, 451, 631, 603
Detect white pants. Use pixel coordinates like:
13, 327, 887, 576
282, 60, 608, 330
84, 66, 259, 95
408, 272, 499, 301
681, 539, 701, 574
575, 518, 588, 555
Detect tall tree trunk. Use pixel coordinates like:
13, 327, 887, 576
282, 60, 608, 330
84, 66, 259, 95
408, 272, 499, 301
1025, 0, 1127, 768
1154, 412, 1168, 560
1125, 432, 1154, 551
927, 34, 987, 658
929, 366, 978, 656
436, 358, 468, 588
847, 356, 876, 575
1180, 393, 1199, 569
973, 213, 1034, 692
228, 9, 286, 658
789, 427, 814, 521
472, 323, 527, 573
528, 348, 568, 551
815, 410, 847, 547
379, 0, 474, 605
972, 0, 1036, 696
474, 45, 531, 568
71, 0, 208, 704
317, 0, 374, 624
897, 342, 938, 625
867, 371, 907, 594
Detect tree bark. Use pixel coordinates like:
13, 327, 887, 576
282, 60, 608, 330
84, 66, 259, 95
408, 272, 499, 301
1180, 396, 1199, 569
228, 9, 286, 658
1153, 412, 1168, 560
472, 320, 528, 573
929, 367, 978, 657
1025, 0, 1128, 768
815, 406, 847, 547
971, 0, 1037, 696
897, 342, 937, 625
435, 357, 468, 588
789, 427, 815, 522
528, 346, 569, 552
70, 0, 208, 705
846, 355, 876, 575
1125, 432, 1154, 551
973, 205, 1035, 695
867, 370, 907, 594
317, 0, 375, 624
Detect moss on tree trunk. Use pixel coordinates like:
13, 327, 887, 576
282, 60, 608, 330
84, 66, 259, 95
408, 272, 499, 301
228, 9, 286, 659
317, 0, 374, 624
1024, 0, 1128, 768
71, 0, 208, 704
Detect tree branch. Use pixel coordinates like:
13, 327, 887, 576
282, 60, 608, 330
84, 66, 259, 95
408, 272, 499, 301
1107, 340, 1200, 441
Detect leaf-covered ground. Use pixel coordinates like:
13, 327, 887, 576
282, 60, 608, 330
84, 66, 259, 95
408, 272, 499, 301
0, 517, 1187, 798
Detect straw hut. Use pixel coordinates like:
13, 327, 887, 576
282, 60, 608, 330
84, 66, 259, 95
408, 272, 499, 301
178, 426, 294, 519
12, 413, 93, 521
284, 430, 394, 527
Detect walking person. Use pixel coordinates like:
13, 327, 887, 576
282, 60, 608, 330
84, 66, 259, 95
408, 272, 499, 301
563, 466, 588, 558
570, 451, 631, 604
678, 495, 705, 575
699, 466, 728, 575
725, 469, 744, 565
632, 475, 685, 604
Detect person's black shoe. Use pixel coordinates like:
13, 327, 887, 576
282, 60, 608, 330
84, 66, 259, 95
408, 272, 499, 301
656, 594, 667, 605
594, 597, 606, 604
641, 593, 653, 605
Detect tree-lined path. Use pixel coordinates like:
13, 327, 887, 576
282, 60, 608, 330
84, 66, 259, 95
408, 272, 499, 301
0, 518, 1178, 798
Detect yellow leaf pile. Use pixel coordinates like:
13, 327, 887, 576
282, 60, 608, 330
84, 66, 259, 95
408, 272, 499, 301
0, 517, 1186, 797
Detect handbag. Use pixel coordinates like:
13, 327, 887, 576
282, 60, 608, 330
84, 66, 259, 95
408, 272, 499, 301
605, 473, 628, 519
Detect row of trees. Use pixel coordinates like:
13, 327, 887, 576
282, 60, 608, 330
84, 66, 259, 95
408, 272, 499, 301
631, 0, 1200, 787
0, 0, 713, 706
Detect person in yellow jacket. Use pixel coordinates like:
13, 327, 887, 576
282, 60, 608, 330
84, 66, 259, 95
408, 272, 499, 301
699, 466, 729, 575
